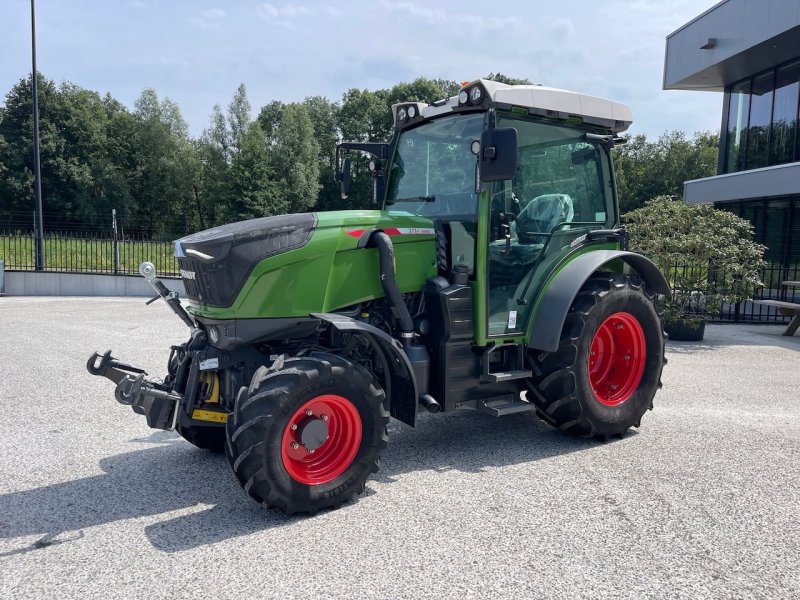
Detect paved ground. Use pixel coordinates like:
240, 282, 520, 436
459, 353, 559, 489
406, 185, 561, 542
1, 297, 799, 599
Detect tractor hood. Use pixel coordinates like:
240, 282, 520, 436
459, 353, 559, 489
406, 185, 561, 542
175, 213, 318, 307
175, 210, 437, 311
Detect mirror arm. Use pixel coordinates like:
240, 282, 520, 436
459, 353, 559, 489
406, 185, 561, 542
335, 142, 389, 180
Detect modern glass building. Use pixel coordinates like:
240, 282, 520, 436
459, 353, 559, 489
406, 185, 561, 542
664, 0, 800, 320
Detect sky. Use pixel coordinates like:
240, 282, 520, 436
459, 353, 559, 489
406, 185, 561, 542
1, 0, 722, 139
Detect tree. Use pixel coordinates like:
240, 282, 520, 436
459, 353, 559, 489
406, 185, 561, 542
130, 88, 195, 234
228, 83, 251, 155
485, 72, 533, 85
302, 96, 339, 212
257, 100, 286, 142
229, 121, 280, 219
271, 103, 320, 213
613, 130, 718, 213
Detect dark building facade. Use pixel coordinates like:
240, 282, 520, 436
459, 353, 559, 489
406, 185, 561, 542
664, 0, 800, 320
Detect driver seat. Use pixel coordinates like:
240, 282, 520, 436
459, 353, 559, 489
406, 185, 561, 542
515, 194, 574, 245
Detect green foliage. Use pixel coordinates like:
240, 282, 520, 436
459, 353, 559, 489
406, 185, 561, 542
613, 131, 718, 213
271, 103, 320, 214
230, 121, 279, 220
625, 196, 766, 326
484, 73, 533, 85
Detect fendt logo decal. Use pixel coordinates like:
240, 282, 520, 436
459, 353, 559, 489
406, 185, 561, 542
345, 228, 435, 238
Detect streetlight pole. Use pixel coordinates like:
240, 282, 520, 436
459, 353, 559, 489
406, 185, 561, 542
31, 0, 45, 270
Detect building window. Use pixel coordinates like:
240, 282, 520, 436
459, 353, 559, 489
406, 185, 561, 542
725, 80, 751, 173
723, 59, 800, 174
771, 61, 800, 165
746, 72, 774, 169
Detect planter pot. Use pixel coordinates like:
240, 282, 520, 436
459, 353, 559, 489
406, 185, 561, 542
665, 320, 706, 342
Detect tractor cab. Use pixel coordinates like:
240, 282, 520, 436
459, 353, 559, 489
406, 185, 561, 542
338, 79, 633, 346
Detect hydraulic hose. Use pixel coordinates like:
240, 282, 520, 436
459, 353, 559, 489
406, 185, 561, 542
368, 231, 414, 340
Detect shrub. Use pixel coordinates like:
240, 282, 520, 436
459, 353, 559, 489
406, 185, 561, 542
624, 195, 766, 326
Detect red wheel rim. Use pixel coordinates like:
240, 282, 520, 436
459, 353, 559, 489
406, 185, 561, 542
281, 394, 362, 485
588, 312, 647, 407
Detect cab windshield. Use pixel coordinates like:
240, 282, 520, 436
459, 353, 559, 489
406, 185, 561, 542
385, 113, 485, 219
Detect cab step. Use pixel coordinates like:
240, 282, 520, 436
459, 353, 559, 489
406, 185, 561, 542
479, 396, 535, 417
482, 369, 532, 383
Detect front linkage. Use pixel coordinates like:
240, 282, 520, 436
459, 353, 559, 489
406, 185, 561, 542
87, 262, 212, 432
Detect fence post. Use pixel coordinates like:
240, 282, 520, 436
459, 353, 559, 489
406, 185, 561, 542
32, 210, 37, 269
112, 209, 120, 275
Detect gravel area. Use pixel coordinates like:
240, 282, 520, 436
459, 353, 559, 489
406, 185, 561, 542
1, 297, 799, 599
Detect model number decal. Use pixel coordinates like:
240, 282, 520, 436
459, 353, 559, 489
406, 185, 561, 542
180, 269, 196, 280
345, 228, 435, 238
570, 234, 587, 248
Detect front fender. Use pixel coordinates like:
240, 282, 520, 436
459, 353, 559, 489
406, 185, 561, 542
527, 250, 669, 353
311, 312, 418, 427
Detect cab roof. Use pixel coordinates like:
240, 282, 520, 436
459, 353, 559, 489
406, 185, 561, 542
392, 79, 633, 134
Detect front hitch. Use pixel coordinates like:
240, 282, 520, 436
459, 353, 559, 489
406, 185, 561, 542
87, 350, 182, 430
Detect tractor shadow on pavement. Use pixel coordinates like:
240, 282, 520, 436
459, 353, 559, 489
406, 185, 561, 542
0, 413, 615, 554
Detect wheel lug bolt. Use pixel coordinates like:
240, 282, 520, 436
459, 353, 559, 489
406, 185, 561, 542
321, 414, 328, 421
291, 442, 299, 450
309, 449, 315, 454
617, 324, 623, 330
305, 409, 313, 416
290, 423, 298, 430
610, 385, 617, 391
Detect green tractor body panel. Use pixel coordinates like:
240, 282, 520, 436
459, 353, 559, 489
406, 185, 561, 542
185, 210, 437, 320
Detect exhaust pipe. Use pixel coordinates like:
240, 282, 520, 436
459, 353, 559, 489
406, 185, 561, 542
419, 394, 441, 413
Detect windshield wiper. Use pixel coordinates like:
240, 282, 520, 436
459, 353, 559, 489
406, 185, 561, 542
394, 196, 436, 203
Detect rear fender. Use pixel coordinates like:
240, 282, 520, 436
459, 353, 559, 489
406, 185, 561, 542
527, 250, 670, 353
312, 313, 418, 427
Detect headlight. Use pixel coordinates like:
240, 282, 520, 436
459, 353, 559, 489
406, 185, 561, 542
407, 105, 417, 118
458, 90, 468, 105
470, 86, 482, 103
398, 107, 408, 122
208, 326, 219, 345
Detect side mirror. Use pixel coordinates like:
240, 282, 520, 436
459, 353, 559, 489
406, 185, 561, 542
479, 127, 518, 182
339, 157, 352, 200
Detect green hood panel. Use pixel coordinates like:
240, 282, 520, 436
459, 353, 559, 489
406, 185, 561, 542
187, 210, 438, 319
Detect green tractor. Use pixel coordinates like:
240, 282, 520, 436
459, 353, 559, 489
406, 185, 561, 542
88, 79, 668, 515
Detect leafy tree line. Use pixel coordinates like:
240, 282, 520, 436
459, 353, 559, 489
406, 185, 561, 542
612, 130, 719, 214
0, 72, 717, 236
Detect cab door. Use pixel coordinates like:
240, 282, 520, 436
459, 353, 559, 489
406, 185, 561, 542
482, 116, 617, 341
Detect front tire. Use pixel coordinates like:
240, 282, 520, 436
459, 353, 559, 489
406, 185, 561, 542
225, 353, 389, 514
176, 423, 226, 453
527, 274, 665, 439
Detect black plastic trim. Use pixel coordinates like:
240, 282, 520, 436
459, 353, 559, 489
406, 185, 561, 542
528, 250, 670, 353
311, 313, 419, 427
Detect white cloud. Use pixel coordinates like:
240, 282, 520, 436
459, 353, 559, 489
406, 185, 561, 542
201, 8, 226, 19
258, 3, 312, 20
380, 1, 518, 31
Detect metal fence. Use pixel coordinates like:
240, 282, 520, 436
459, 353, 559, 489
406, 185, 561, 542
0, 228, 180, 276
716, 260, 799, 323
2, 226, 797, 324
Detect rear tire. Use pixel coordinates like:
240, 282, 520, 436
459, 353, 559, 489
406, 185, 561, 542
526, 274, 665, 439
225, 352, 389, 515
